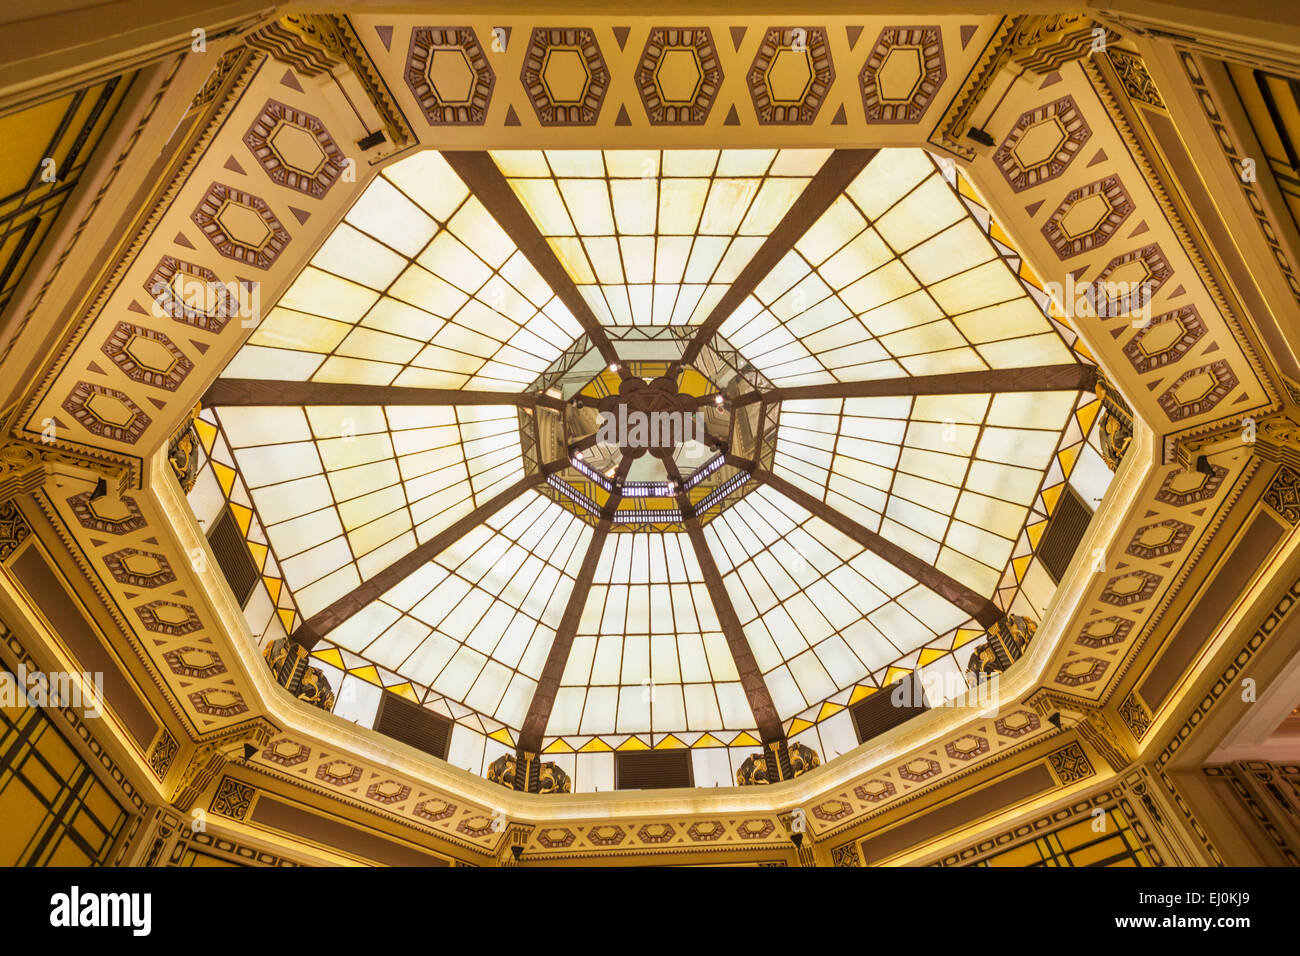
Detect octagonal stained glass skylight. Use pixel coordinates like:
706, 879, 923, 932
183, 145, 1119, 792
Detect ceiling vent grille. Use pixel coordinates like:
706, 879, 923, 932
850, 673, 929, 745
373, 692, 452, 761
615, 749, 694, 790
207, 506, 259, 607
1039, 485, 1094, 583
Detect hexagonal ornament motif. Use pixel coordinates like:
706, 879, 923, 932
62, 381, 151, 444
944, 734, 989, 760
1124, 305, 1207, 374
811, 798, 852, 821
1126, 519, 1194, 559
898, 757, 941, 782
1156, 462, 1228, 506
637, 27, 723, 125
367, 780, 411, 804
1099, 569, 1162, 606
144, 255, 239, 334
536, 826, 576, 848
316, 760, 362, 786
587, 824, 626, 846
736, 818, 776, 839
134, 600, 202, 636
1056, 657, 1108, 687
163, 647, 226, 679
413, 798, 456, 822
243, 98, 346, 198
860, 25, 946, 124
104, 548, 175, 587
1076, 615, 1134, 648
102, 321, 193, 391
636, 822, 676, 843
1091, 243, 1174, 317
994, 95, 1092, 192
191, 182, 291, 269
457, 814, 497, 838
994, 711, 1040, 738
67, 489, 146, 535
189, 688, 248, 718
1041, 175, 1135, 260
406, 27, 494, 125
521, 28, 609, 126
1157, 360, 1239, 421
262, 739, 311, 767
854, 779, 896, 802
686, 820, 725, 841
749, 27, 834, 124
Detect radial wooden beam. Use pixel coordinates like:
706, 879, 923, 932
753, 468, 1003, 628
683, 518, 786, 744
679, 148, 880, 367
515, 457, 633, 752
294, 467, 559, 648
205, 378, 565, 410
441, 150, 621, 368
517, 517, 611, 753
662, 458, 785, 744
731, 363, 1099, 407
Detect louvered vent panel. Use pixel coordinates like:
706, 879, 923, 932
207, 507, 259, 607
615, 750, 694, 790
850, 674, 928, 744
373, 692, 452, 760
1039, 485, 1094, 583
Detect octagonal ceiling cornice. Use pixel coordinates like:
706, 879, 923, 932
2, 10, 1296, 855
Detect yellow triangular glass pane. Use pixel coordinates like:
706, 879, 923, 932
729, 731, 761, 747
263, 575, 282, 604
849, 684, 877, 704
787, 717, 814, 735
579, 738, 613, 752
213, 462, 236, 496
918, 648, 948, 667
1027, 520, 1049, 550
229, 502, 253, 535
194, 418, 218, 453
1041, 483, 1063, 516
247, 541, 268, 572
952, 628, 983, 650
276, 608, 296, 633
488, 727, 515, 746
617, 736, 650, 751
313, 647, 344, 669
1057, 444, 1079, 477
1013, 554, 1033, 582
1076, 400, 1101, 438
349, 665, 382, 686
655, 734, 687, 749
543, 738, 574, 754
692, 733, 725, 748
816, 701, 843, 722
390, 683, 420, 702
1019, 260, 1042, 289
883, 665, 912, 686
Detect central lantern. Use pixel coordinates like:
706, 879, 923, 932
519, 326, 779, 528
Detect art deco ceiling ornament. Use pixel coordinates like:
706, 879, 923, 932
185, 144, 1123, 792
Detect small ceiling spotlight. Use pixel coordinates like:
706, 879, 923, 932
574, 450, 584, 461
667, 480, 678, 494
608, 363, 619, 373
714, 393, 724, 405
605, 466, 616, 478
